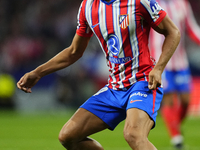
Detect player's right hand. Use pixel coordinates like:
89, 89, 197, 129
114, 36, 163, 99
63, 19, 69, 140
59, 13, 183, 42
17, 71, 41, 93
148, 68, 162, 90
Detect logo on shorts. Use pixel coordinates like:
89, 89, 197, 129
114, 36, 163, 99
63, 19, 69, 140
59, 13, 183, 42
130, 92, 148, 98
130, 100, 143, 103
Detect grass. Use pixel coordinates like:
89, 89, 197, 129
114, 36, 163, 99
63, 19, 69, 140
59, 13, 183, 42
0, 110, 199, 150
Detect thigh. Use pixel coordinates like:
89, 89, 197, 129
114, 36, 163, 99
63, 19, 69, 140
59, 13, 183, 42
126, 81, 163, 129
60, 108, 109, 141
124, 108, 154, 136
80, 86, 127, 130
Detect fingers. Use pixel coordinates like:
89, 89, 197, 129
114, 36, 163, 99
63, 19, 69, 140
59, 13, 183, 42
17, 76, 32, 93
148, 73, 155, 89
148, 82, 154, 90
20, 86, 32, 93
17, 82, 32, 93
148, 75, 161, 90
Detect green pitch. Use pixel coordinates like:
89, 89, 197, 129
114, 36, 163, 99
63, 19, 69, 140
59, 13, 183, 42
0, 110, 199, 150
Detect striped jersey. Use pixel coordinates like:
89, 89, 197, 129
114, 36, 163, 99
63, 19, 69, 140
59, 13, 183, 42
76, 0, 166, 90
149, 0, 200, 71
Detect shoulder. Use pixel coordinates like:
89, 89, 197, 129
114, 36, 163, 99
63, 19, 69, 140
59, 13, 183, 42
139, 0, 163, 11
140, 0, 159, 6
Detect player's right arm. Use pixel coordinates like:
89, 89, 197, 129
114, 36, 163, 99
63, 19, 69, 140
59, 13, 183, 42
17, 34, 91, 93
139, 0, 180, 89
148, 15, 181, 90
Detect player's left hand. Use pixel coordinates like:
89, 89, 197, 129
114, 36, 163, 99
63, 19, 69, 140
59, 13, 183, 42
148, 68, 162, 90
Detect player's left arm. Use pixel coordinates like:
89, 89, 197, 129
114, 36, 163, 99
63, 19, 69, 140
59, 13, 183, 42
148, 15, 181, 90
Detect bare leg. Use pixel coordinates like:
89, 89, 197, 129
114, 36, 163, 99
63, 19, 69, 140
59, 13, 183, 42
123, 108, 157, 150
162, 93, 174, 106
179, 92, 190, 121
58, 108, 109, 150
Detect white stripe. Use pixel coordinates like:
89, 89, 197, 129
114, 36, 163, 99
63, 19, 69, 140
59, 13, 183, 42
128, 0, 137, 84
112, 1, 125, 88
113, 1, 124, 58
77, 1, 83, 29
94, 2, 107, 57
113, 2, 125, 59
99, 3, 108, 42
85, 0, 107, 57
85, 0, 92, 27
118, 64, 126, 88
99, 3, 117, 87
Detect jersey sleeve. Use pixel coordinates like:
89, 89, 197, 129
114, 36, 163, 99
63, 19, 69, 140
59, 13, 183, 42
76, 1, 93, 37
139, 0, 167, 28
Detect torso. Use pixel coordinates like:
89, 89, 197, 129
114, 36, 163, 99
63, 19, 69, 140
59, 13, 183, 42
77, 0, 166, 90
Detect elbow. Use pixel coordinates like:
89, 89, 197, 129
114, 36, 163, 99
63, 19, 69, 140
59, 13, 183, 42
166, 26, 181, 45
70, 46, 84, 60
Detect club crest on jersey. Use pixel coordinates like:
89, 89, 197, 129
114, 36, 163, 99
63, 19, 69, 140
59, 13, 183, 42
119, 14, 129, 29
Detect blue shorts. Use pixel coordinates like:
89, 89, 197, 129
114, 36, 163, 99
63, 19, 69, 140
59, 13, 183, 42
80, 81, 163, 130
162, 69, 191, 93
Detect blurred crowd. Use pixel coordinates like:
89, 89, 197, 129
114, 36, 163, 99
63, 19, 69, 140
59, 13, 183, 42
0, 0, 82, 74
0, 0, 199, 109
0, 0, 108, 109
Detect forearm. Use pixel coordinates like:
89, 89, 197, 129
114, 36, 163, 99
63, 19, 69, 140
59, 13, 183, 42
148, 28, 180, 90
155, 25, 181, 73
33, 46, 82, 78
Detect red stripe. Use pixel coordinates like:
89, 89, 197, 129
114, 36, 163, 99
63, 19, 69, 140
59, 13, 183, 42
135, 0, 153, 81
152, 89, 157, 116
120, 0, 132, 58
119, 0, 133, 87
91, 1, 115, 88
106, 4, 122, 89
76, 0, 93, 37
92, 2, 107, 51
105, 4, 114, 35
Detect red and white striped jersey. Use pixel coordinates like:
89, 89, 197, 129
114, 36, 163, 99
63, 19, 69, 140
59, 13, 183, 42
149, 0, 200, 71
76, 0, 166, 90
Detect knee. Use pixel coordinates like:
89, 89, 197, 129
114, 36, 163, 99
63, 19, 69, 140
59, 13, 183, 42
162, 94, 174, 106
180, 96, 190, 107
58, 128, 77, 148
123, 126, 146, 148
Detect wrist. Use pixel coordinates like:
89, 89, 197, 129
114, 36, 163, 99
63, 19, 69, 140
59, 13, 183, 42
32, 67, 43, 79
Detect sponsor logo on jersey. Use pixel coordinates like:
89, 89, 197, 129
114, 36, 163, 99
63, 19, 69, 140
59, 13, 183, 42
130, 92, 148, 98
107, 34, 120, 56
109, 56, 131, 64
119, 14, 129, 29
